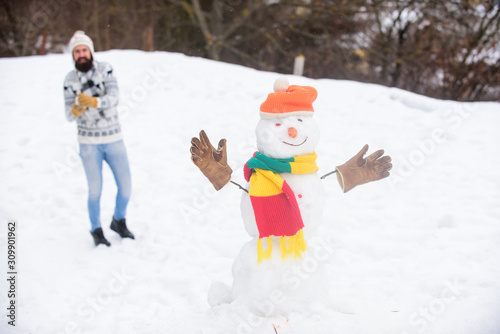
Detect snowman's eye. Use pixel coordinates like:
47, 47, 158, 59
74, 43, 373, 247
275, 123, 281, 127
297, 119, 303, 122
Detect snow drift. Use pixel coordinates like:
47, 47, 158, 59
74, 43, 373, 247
0, 50, 499, 334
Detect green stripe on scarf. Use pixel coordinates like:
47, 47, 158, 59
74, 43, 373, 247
246, 152, 294, 174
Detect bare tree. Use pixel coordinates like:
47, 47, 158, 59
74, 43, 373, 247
1, 0, 498, 101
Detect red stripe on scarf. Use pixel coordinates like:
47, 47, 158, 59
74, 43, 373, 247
249, 180, 304, 238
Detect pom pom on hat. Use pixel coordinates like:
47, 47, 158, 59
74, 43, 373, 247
69, 30, 94, 54
260, 77, 318, 119
273, 77, 290, 92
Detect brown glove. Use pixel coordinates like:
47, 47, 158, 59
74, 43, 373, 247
71, 103, 87, 117
78, 93, 98, 108
336, 144, 392, 193
190, 130, 233, 191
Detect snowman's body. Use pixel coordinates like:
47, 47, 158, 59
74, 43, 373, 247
231, 115, 329, 315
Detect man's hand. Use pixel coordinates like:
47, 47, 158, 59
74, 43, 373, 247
78, 93, 98, 108
71, 103, 87, 117
190, 130, 232, 191
336, 144, 392, 193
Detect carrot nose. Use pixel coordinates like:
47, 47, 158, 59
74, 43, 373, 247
288, 127, 297, 138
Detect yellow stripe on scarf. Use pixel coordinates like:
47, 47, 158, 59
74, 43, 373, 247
248, 169, 284, 197
290, 152, 319, 174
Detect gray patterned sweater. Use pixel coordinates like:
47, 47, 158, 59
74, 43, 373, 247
64, 61, 122, 144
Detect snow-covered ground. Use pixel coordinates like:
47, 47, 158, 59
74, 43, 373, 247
0, 50, 499, 334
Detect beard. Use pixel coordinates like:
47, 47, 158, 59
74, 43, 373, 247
75, 54, 93, 73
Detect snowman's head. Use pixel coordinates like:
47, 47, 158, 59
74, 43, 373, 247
256, 77, 320, 159
256, 116, 320, 159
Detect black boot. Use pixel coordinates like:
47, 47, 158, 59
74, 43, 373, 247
90, 227, 111, 247
110, 217, 135, 239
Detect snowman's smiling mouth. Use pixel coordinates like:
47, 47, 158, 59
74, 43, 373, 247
283, 137, 308, 146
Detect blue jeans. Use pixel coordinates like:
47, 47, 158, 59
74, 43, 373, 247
79, 140, 132, 232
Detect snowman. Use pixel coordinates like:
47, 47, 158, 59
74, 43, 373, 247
190, 77, 392, 316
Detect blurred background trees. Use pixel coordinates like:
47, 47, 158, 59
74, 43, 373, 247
1, 0, 499, 101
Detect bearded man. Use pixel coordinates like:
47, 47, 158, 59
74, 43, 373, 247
63, 30, 134, 247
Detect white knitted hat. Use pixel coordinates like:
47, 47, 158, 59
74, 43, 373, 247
69, 30, 94, 54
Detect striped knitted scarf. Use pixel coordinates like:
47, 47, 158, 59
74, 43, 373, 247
244, 151, 319, 263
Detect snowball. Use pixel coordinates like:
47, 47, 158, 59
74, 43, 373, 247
207, 281, 233, 306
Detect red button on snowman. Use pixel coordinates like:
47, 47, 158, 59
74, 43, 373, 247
190, 77, 392, 315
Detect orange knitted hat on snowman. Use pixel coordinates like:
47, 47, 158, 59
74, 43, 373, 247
260, 78, 318, 119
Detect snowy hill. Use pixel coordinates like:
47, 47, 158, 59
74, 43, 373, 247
1, 50, 500, 334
